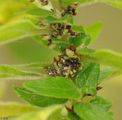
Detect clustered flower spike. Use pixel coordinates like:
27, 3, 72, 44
48, 45, 81, 79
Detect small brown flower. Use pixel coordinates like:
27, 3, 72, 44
61, 4, 78, 16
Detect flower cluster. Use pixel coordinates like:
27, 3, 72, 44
48, 23, 79, 45
61, 4, 78, 16
48, 45, 81, 78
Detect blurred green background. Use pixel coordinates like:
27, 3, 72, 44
0, 2, 122, 120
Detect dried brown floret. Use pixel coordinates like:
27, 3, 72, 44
48, 47, 81, 78
61, 3, 78, 16
47, 23, 79, 45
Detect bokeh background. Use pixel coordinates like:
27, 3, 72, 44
0, 1, 122, 120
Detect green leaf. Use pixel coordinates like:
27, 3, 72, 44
102, 0, 122, 9
75, 63, 100, 95
70, 22, 102, 47
0, 102, 38, 117
0, 20, 41, 45
99, 67, 115, 83
47, 108, 67, 120
74, 102, 113, 120
15, 87, 67, 107
85, 22, 103, 45
11, 111, 42, 120
0, 65, 42, 80
70, 33, 91, 47
60, 0, 74, 6
48, 107, 81, 120
9, 39, 57, 63
72, 25, 84, 33
68, 112, 81, 120
26, 5, 53, 17
47, 107, 81, 120
78, 47, 95, 55
91, 96, 112, 111
0, 0, 27, 24
11, 106, 62, 120
91, 49, 122, 71
46, 15, 74, 24
24, 77, 81, 100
